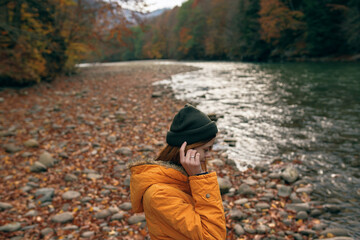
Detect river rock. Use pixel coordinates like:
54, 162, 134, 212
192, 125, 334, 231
255, 202, 270, 211
22, 152, 33, 157
51, 212, 74, 223
234, 198, 248, 205
217, 177, 232, 194
4, 144, 21, 153
62, 191, 81, 200
243, 224, 256, 234
238, 183, 255, 196
323, 204, 342, 213
119, 202, 132, 211
228, 209, 246, 220
35, 188, 54, 203
281, 165, 299, 183
41, 227, 54, 237
151, 91, 163, 98
139, 145, 155, 152
234, 224, 245, 235
242, 177, 257, 186
320, 228, 350, 237
0, 202, 13, 211
64, 173, 78, 182
296, 211, 308, 219
62, 225, 79, 230
128, 214, 146, 225
95, 209, 111, 219
38, 152, 55, 168
111, 212, 125, 221
300, 229, 316, 236
285, 203, 310, 213
30, 161, 47, 172
0, 222, 21, 232
256, 224, 270, 234
25, 210, 38, 217
81, 231, 94, 238
24, 139, 39, 148
277, 185, 292, 197
87, 173, 102, 180
115, 147, 132, 156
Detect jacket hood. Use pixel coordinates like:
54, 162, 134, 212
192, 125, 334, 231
128, 159, 190, 213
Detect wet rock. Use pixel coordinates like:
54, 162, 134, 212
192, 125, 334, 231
95, 209, 111, 219
41, 228, 54, 237
320, 228, 350, 237
25, 210, 38, 217
51, 212, 74, 223
119, 202, 132, 211
62, 191, 81, 200
285, 203, 310, 213
310, 208, 323, 217
296, 211, 308, 219
224, 139, 236, 147
281, 165, 299, 183
38, 152, 55, 168
0, 222, 21, 232
299, 229, 316, 236
81, 231, 94, 238
277, 185, 292, 197
128, 214, 146, 225
323, 204, 342, 213
35, 188, 54, 203
255, 202, 270, 211
312, 222, 328, 231
228, 209, 246, 220
4, 144, 21, 153
111, 212, 125, 221
296, 186, 313, 194
217, 177, 232, 194
151, 91, 163, 98
238, 183, 255, 196
64, 173, 78, 182
115, 147, 132, 156
234, 224, 245, 236
255, 163, 268, 172
0, 202, 13, 211
225, 158, 236, 166
24, 139, 39, 148
290, 192, 302, 203
242, 177, 257, 186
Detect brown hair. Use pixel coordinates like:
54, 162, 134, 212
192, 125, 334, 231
155, 139, 213, 170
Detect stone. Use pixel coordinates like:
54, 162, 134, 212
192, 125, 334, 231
234, 198, 248, 205
285, 203, 310, 213
128, 214, 146, 225
312, 222, 328, 231
255, 202, 270, 211
228, 209, 246, 220
100, 189, 111, 196
217, 177, 232, 194
35, 188, 55, 203
119, 202, 132, 211
242, 177, 258, 186
107, 135, 117, 143
51, 212, 74, 223
151, 91, 163, 98
4, 144, 21, 153
323, 204, 342, 213
299, 229, 316, 236
95, 209, 111, 219
243, 225, 256, 234
64, 173, 78, 182
296, 186, 313, 194
62, 191, 81, 200
268, 172, 281, 179
256, 224, 270, 234
277, 185, 292, 197
238, 183, 255, 196
113, 164, 127, 172
0, 202, 13, 211
21, 152, 33, 157
38, 152, 55, 168
115, 147, 132, 156
25, 210, 38, 217
208, 159, 225, 167
139, 145, 155, 152
310, 209, 323, 217
111, 212, 125, 221
87, 173, 102, 180
296, 211, 308, 219
81, 231, 94, 238
0, 222, 21, 232
62, 225, 79, 230
24, 139, 39, 148
41, 227, 54, 237
281, 165, 299, 183
80, 196, 92, 203
320, 228, 350, 237
234, 224, 245, 236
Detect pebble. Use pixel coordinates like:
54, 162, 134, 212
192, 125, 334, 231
299, 229, 316, 236
243, 224, 256, 234
320, 228, 350, 237
62, 190, 81, 200
113, 164, 127, 172
21, 152, 33, 157
111, 212, 125, 221
238, 183, 255, 196
94, 209, 111, 219
128, 214, 146, 225
25, 210, 38, 217
35, 188, 55, 203
107, 135, 117, 143
40, 227, 54, 237
234, 224, 245, 235
228, 209, 246, 220
0, 202, 13, 211
87, 173, 102, 180
234, 198, 248, 205
62, 225, 79, 230
24, 139, 39, 148
242, 177, 258, 186
38, 152, 55, 168
119, 202, 132, 211
30, 161, 47, 172
208, 159, 225, 167
81, 196, 92, 203
255, 202, 270, 211
281, 165, 299, 183
256, 224, 270, 234
268, 172, 281, 179
296, 211, 308, 219
139, 145, 155, 152
81, 231, 94, 238
4, 144, 21, 153
0, 222, 21, 232
277, 185, 292, 197
285, 203, 310, 213
323, 204, 342, 213
51, 212, 74, 223
217, 177, 232, 194
115, 147, 132, 156
64, 173, 78, 182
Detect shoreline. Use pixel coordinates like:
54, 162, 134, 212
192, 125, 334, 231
0, 61, 354, 239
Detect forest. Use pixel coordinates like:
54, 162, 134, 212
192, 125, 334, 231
1, 0, 359, 85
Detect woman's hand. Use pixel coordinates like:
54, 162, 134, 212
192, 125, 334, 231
180, 142, 203, 176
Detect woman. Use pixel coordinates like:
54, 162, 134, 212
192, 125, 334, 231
129, 104, 226, 239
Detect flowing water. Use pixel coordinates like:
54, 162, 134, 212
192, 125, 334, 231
156, 61, 360, 237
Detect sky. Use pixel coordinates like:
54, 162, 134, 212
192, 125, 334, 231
122, 0, 188, 12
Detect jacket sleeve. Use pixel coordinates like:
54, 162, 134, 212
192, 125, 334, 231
146, 172, 226, 240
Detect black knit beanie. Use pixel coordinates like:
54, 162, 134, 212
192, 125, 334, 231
166, 104, 218, 146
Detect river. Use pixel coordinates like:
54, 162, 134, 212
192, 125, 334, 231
156, 61, 360, 237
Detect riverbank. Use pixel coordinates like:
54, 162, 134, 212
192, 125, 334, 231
0, 61, 354, 239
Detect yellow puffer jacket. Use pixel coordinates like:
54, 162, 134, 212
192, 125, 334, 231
129, 159, 226, 240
